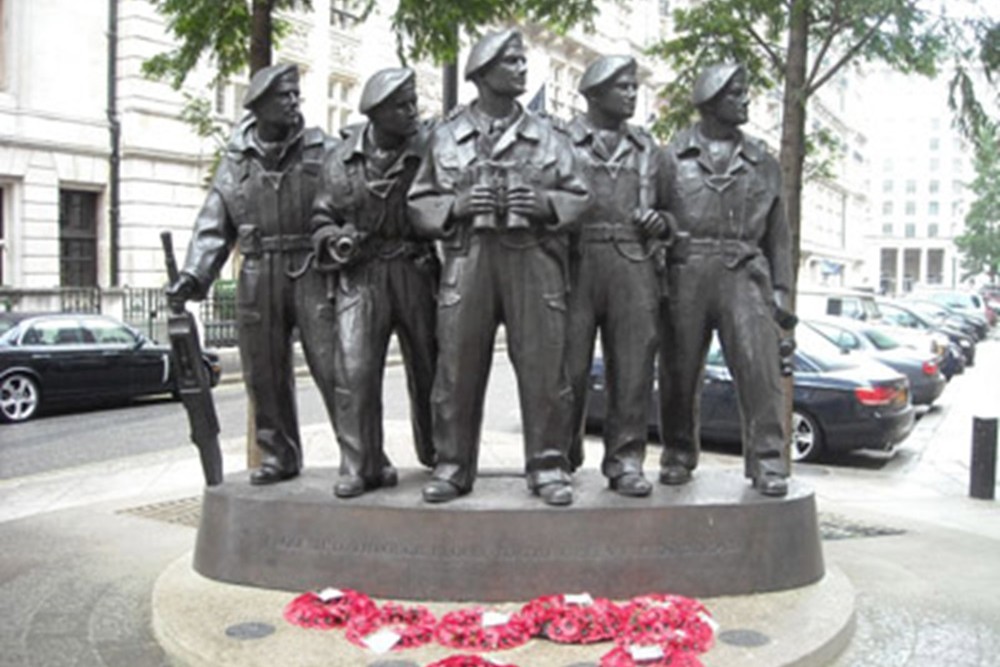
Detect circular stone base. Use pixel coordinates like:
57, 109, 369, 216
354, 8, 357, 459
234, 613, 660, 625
194, 468, 824, 601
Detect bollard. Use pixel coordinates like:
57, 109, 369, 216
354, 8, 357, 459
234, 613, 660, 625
970, 417, 998, 500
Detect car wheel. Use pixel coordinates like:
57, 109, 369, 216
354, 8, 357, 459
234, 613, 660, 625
0, 373, 41, 423
791, 409, 824, 463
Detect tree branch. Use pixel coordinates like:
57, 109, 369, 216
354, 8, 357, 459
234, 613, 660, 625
741, 13, 786, 72
807, 11, 890, 96
805, 0, 845, 88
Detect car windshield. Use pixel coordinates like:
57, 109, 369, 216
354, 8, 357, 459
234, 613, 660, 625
706, 324, 852, 372
861, 327, 901, 350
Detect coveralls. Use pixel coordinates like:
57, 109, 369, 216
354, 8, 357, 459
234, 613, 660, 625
563, 116, 669, 478
658, 123, 793, 481
178, 116, 338, 476
408, 103, 589, 493
311, 122, 439, 483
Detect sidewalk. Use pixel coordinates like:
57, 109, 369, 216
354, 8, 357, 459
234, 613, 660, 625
0, 335, 998, 666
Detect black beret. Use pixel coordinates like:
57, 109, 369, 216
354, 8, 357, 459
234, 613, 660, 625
464, 29, 522, 80
692, 63, 742, 106
578, 55, 636, 95
243, 63, 299, 109
359, 68, 415, 114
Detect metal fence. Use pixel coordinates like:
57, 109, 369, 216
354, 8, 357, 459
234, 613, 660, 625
0, 284, 238, 349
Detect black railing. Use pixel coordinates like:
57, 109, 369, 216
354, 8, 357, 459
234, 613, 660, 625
1, 285, 237, 349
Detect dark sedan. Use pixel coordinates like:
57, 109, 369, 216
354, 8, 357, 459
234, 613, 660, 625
804, 317, 946, 406
587, 325, 915, 462
0, 312, 221, 423
877, 299, 976, 369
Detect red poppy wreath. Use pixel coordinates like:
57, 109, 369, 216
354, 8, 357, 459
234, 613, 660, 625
283, 588, 378, 630
435, 607, 534, 651
344, 602, 437, 651
519, 594, 624, 644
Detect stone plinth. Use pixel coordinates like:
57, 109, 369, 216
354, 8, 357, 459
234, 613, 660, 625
194, 468, 824, 601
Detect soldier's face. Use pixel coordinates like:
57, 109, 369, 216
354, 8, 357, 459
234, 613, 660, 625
368, 81, 419, 139
707, 70, 749, 126
254, 75, 301, 128
479, 40, 528, 98
588, 69, 638, 121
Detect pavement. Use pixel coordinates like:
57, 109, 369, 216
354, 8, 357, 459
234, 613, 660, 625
0, 332, 999, 666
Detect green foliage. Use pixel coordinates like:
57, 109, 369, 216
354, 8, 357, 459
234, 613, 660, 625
955, 124, 1000, 280
649, 0, 946, 140
142, 0, 314, 89
178, 94, 233, 186
946, 14, 1000, 140
391, 0, 600, 65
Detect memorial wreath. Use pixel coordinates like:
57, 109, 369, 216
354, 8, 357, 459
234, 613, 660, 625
519, 594, 624, 644
344, 602, 437, 651
282, 588, 378, 630
434, 607, 534, 651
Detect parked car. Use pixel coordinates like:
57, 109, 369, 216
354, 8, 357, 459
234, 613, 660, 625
905, 298, 988, 341
877, 299, 976, 369
803, 317, 946, 406
796, 287, 882, 322
0, 312, 221, 423
910, 288, 994, 327
586, 325, 916, 463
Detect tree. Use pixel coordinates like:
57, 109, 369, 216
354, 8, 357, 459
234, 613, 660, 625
143, 0, 600, 88
955, 123, 1000, 283
143, 0, 314, 86
649, 0, 947, 296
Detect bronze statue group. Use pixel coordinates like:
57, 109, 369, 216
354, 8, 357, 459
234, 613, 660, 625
168, 28, 797, 507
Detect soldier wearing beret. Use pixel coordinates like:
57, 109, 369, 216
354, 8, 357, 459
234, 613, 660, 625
657, 63, 795, 496
408, 29, 589, 506
167, 64, 340, 486
310, 67, 439, 498
562, 55, 674, 497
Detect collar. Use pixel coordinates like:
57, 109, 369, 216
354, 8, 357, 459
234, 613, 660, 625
236, 114, 307, 161
676, 123, 761, 164
452, 101, 541, 145
336, 121, 424, 167
568, 115, 645, 149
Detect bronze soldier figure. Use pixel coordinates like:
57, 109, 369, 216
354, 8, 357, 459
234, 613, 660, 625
166, 64, 338, 485
311, 68, 439, 498
408, 29, 589, 506
657, 63, 795, 497
563, 56, 673, 497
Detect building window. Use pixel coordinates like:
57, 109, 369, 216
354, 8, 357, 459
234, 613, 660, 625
659, 0, 671, 16
881, 223, 893, 236
928, 201, 939, 216
929, 179, 940, 194
930, 158, 940, 172
882, 179, 893, 193
905, 179, 916, 194
928, 223, 939, 238
327, 76, 356, 135
882, 158, 893, 171
929, 137, 940, 151
59, 189, 99, 287
330, 0, 360, 30
882, 201, 893, 215
905, 201, 916, 216
904, 223, 916, 238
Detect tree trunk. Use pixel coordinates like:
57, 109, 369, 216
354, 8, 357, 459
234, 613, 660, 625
250, 0, 276, 74
779, 0, 810, 467
780, 0, 810, 307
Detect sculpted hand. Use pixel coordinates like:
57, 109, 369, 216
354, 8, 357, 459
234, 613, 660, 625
632, 209, 668, 238
506, 185, 551, 223
166, 273, 198, 313
772, 289, 798, 330
452, 184, 499, 219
